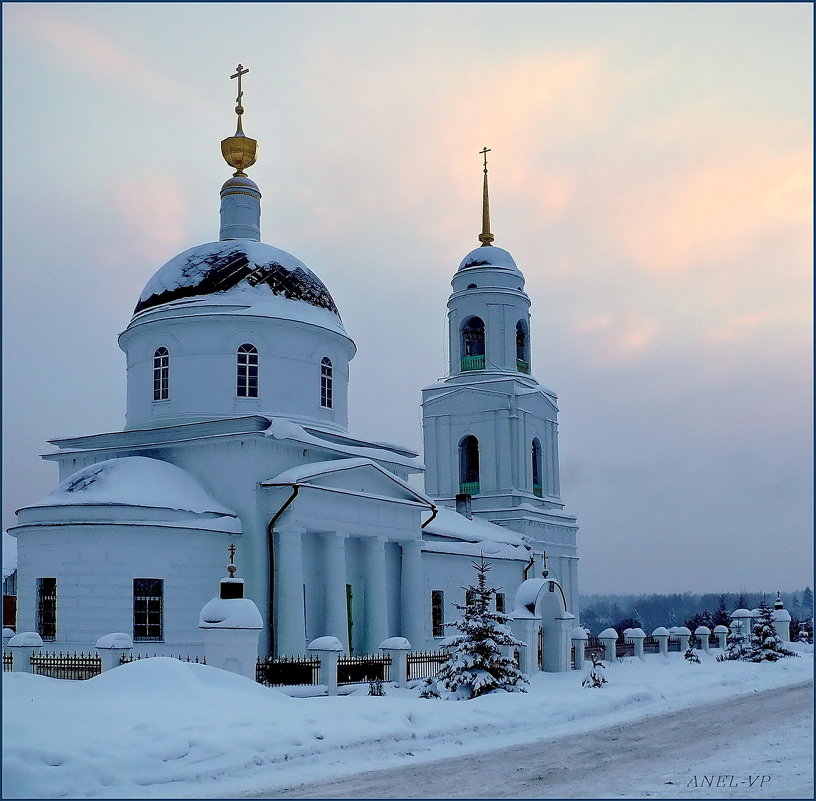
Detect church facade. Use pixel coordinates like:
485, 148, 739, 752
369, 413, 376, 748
9, 71, 581, 670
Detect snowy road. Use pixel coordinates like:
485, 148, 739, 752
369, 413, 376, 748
252, 680, 813, 799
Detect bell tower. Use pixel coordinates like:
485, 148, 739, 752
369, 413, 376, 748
421, 149, 580, 612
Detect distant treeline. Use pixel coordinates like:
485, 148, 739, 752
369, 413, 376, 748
578, 588, 814, 636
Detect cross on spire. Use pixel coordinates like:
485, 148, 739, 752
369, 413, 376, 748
228, 543, 237, 565
230, 64, 250, 134
478, 146, 494, 246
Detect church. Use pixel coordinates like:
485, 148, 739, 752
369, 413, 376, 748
9, 68, 581, 672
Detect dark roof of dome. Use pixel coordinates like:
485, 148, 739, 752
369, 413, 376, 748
135, 240, 339, 316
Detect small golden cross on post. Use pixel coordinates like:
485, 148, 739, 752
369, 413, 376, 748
479, 146, 491, 174
228, 543, 237, 565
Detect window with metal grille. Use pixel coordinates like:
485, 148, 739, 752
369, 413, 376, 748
532, 438, 543, 497
320, 357, 333, 408
133, 578, 163, 641
496, 592, 505, 613
431, 590, 444, 638
36, 578, 56, 641
236, 344, 258, 397
153, 347, 169, 400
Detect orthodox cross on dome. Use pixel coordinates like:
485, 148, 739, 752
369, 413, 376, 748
227, 543, 237, 578
478, 146, 494, 247
230, 64, 249, 134
221, 64, 258, 176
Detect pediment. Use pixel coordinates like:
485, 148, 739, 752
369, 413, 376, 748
263, 458, 430, 505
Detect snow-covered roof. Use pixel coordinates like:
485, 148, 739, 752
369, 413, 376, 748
263, 458, 432, 506
23, 457, 237, 517
136, 240, 341, 323
458, 246, 521, 274
263, 417, 423, 470
424, 507, 526, 547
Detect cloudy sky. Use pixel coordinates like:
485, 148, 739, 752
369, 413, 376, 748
2, 3, 812, 593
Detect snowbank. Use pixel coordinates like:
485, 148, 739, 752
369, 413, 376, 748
2, 650, 811, 799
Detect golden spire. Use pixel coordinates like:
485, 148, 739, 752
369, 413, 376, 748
221, 63, 258, 177
478, 146, 494, 247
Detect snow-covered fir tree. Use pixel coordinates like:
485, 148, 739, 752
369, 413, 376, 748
746, 600, 797, 662
434, 558, 528, 699
684, 646, 700, 663
717, 620, 750, 662
582, 652, 607, 688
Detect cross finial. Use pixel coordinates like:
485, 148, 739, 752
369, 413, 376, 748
478, 146, 494, 247
228, 543, 237, 564
541, 550, 549, 578
230, 64, 250, 135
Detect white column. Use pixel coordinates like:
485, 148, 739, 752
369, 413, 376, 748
323, 532, 349, 652
364, 537, 389, 652
275, 527, 306, 656
400, 539, 425, 649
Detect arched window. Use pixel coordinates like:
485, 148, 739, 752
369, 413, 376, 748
532, 438, 543, 497
516, 321, 529, 373
461, 316, 485, 371
320, 357, 333, 409
153, 347, 169, 401
236, 344, 258, 397
459, 435, 480, 494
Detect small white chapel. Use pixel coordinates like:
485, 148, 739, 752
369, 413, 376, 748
9, 67, 581, 673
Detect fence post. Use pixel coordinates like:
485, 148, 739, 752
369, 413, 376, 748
652, 627, 670, 657
308, 636, 342, 696
694, 626, 711, 654
570, 627, 587, 670
674, 626, 692, 652
598, 628, 618, 662
624, 628, 646, 660
95, 632, 133, 672
379, 637, 411, 687
8, 631, 43, 673
713, 625, 729, 650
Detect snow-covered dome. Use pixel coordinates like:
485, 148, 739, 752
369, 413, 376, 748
24, 457, 236, 516
135, 239, 341, 323
457, 245, 521, 275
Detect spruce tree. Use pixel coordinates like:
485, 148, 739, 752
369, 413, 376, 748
746, 600, 797, 662
435, 558, 528, 699
717, 620, 749, 662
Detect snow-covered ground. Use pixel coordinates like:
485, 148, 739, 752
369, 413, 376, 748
3, 647, 813, 799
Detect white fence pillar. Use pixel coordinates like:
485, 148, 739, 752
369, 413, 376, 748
652, 627, 670, 657
624, 628, 646, 660
598, 628, 618, 662
95, 632, 133, 672
695, 626, 711, 654
571, 627, 587, 670
8, 631, 43, 673
380, 637, 411, 687
713, 625, 729, 650
308, 636, 342, 696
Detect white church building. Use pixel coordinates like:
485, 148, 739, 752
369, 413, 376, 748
9, 69, 581, 672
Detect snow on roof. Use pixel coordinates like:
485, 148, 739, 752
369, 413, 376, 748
199, 596, 262, 629
24, 457, 237, 517
136, 240, 340, 319
458, 246, 521, 273
422, 539, 527, 561
424, 506, 527, 548
263, 418, 423, 470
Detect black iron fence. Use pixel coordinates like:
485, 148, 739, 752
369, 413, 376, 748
31, 651, 102, 680
337, 653, 391, 685
406, 650, 449, 681
616, 641, 635, 658
643, 636, 660, 653
2, 651, 12, 672
256, 654, 320, 686
668, 638, 682, 652
120, 652, 206, 665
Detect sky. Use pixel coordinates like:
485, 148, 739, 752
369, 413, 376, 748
2, 3, 812, 594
